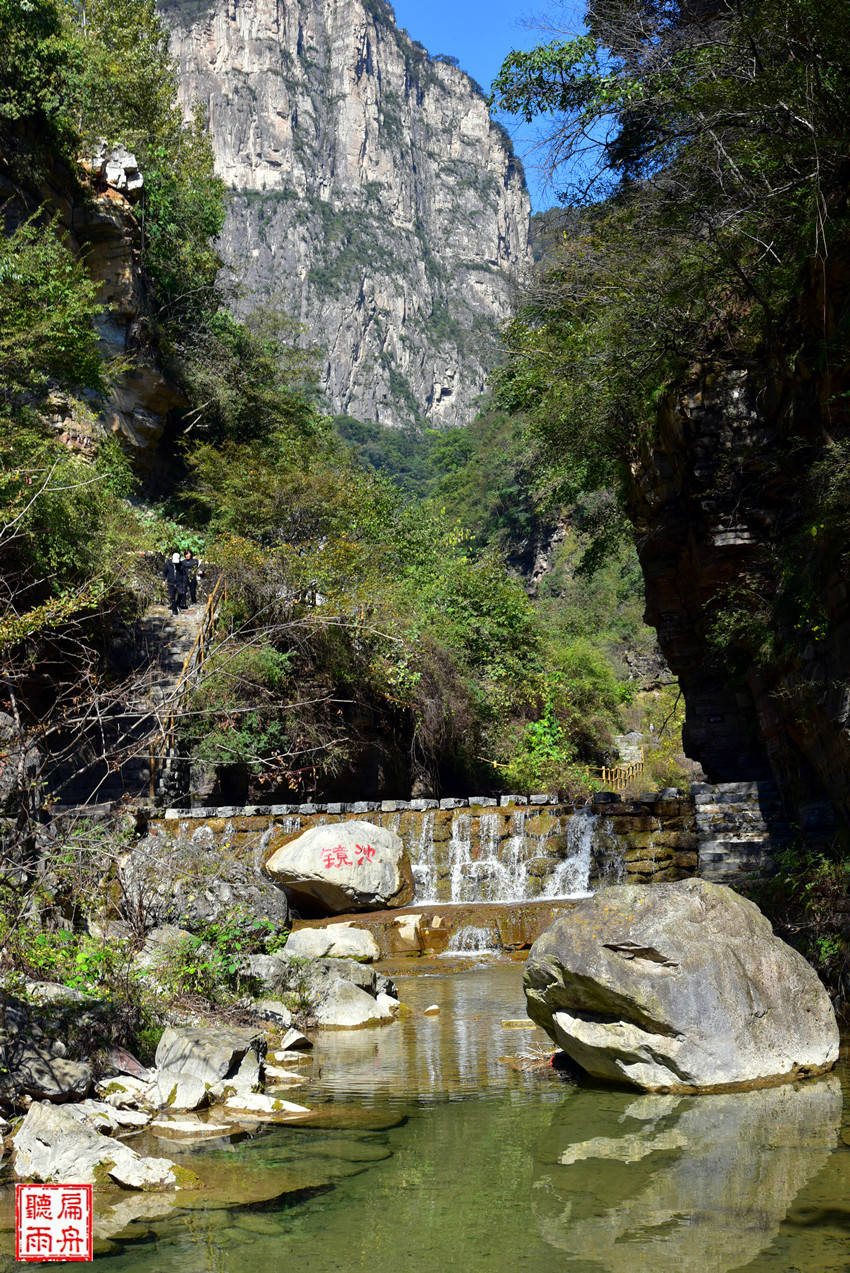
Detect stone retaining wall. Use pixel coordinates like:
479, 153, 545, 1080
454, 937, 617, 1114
153, 790, 700, 900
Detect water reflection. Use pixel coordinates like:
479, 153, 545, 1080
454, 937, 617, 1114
310, 961, 550, 1102
532, 1075, 843, 1273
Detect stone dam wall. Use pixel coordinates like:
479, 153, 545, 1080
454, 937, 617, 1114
154, 781, 795, 899
155, 790, 701, 901
142, 784, 796, 955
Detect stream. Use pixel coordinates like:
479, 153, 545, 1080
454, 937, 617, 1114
3, 959, 848, 1272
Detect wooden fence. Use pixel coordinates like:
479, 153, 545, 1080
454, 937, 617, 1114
597, 749, 645, 793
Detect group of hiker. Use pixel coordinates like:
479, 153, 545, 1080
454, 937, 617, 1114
162, 549, 201, 616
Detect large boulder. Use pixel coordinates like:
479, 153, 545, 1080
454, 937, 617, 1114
154, 1026, 264, 1092
120, 826, 289, 934
524, 879, 839, 1092
0, 994, 96, 1104
284, 923, 380, 962
313, 980, 396, 1028
13, 1101, 195, 1188
264, 819, 413, 913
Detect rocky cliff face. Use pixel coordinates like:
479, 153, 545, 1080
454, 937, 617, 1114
628, 278, 850, 834
162, 0, 531, 428
0, 138, 182, 467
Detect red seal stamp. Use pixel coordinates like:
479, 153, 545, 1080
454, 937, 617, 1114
15, 1184, 93, 1262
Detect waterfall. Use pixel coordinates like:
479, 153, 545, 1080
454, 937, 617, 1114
541, 809, 596, 899
410, 812, 437, 902
448, 811, 474, 903
444, 925, 499, 955
405, 803, 619, 904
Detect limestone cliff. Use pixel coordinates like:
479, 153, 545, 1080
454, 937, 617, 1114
0, 137, 182, 465
628, 264, 850, 833
161, 0, 531, 428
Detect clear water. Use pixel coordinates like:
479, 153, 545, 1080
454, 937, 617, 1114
2, 964, 848, 1273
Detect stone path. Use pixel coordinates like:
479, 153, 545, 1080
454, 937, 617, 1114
47, 599, 205, 811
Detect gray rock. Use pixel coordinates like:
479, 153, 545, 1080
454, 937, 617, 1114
89, 142, 144, 200
0, 712, 40, 818
281, 1028, 312, 1052
284, 924, 380, 962
97, 1076, 154, 1108
243, 952, 289, 995
150, 1069, 208, 1112
223, 1093, 310, 1119
154, 1026, 265, 1087
13, 1101, 190, 1188
120, 829, 289, 934
165, 0, 530, 436
313, 979, 395, 1028
134, 925, 196, 971
65, 1100, 151, 1131
524, 879, 839, 1092
251, 1000, 293, 1027
8, 1050, 92, 1103
264, 819, 413, 913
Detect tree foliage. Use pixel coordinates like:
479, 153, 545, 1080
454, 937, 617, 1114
0, 218, 103, 403
492, 0, 850, 517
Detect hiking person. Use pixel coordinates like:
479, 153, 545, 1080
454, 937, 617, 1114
183, 549, 198, 605
163, 552, 183, 616
175, 553, 189, 610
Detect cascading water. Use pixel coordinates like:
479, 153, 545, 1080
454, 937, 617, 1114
444, 925, 499, 955
541, 808, 596, 899
448, 811, 474, 903
405, 804, 622, 905
410, 812, 437, 902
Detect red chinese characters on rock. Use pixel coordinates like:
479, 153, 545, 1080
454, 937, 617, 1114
320, 844, 376, 869
16, 1184, 93, 1262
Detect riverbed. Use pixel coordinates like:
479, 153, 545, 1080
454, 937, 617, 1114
2, 959, 849, 1272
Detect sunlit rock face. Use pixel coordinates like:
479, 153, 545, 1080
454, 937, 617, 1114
162, 0, 531, 428
525, 879, 839, 1092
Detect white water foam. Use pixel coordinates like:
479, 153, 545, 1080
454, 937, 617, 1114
410, 811, 437, 902
444, 925, 500, 955
541, 809, 597, 899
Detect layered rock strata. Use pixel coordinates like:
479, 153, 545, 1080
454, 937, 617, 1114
628, 263, 850, 830
163, 0, 530, 428
524, 879, 839, 1092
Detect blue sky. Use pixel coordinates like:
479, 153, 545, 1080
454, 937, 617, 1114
389, 0, 583, 211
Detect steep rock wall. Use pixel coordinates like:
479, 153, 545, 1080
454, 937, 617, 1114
162, 0, 530, 428
0, 135, 183, 466
628, 281, 850, 833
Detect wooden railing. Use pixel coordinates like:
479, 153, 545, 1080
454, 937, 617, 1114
597, 749, 645, 793
149, 575, 226, 799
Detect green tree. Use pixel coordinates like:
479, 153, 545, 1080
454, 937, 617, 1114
0, 0, 72, 130
491, 0, 850, 513
0, 217, 103, 403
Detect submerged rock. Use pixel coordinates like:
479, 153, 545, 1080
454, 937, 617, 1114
264, 819, 413, 913
524, 879, 839, 1092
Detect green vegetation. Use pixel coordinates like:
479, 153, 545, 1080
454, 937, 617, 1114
0, 0, 671, 825
491, 0, 850, 555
